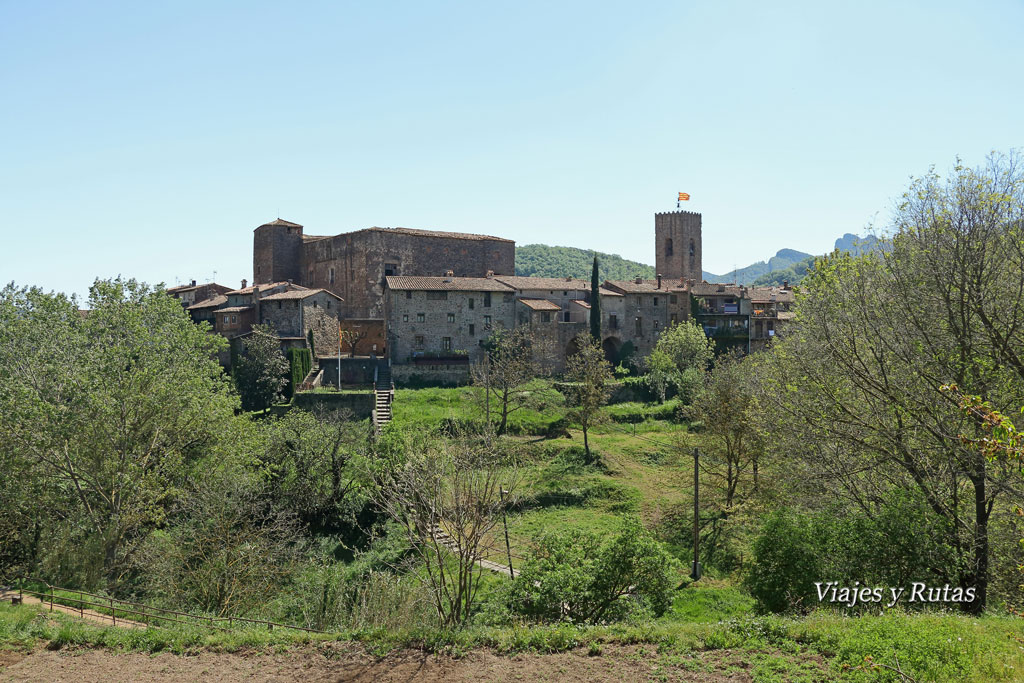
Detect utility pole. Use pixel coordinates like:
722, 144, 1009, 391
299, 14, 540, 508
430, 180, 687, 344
499, 488, 514, 578
691, 447, 702, 580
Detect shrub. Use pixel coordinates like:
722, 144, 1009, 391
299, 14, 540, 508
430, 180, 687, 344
743, 509, 822, 614
501, 518, 680, 623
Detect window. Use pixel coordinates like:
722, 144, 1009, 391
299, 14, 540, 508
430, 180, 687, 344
563, 311, 570, 322
414, 335, 425, 348
468, 297, 475, 310
689, 240, 696, 259
402, 314, 409, 322
469, 323, 475, 336
670, 313, 678, 324
277, 301, 282, 309
484, 315, 492, 327
329, 267, 335, 284
327, 300, 331, 309
231, 315, 237, 323
653, 297, 659, 306
447, 313, 455, 323
294, 301, 299, 308
442, 337, 452, 351
384, 263, 398, 276
637, 296, 643, 306
350, 269, 355, 281
635, 317, 643, 335
417, 313, 425, 323
541, 312, 551, 323
653, 319, 660, 331
563, 291, 567, 296
483, 292, 492, 307
609, 314, 617, 329
313, 300, 318, 308
406, 290, 412, 299
223, 315, 229, 324
666, 238, 673, 256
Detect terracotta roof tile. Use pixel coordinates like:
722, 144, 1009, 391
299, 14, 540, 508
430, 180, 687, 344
187, 295, 227, 310
604, 279, 675, 294
518, 298, 562, 311
261, 288, 343, 302
493, 276, 590, 290
384, 276, 514, 292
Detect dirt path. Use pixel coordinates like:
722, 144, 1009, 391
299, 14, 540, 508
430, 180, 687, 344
0, 591, 145, 630
0, 643, 829, 682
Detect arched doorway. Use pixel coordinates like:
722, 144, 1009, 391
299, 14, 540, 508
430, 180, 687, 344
565, 336, 582, 360
602, 336, 621, 363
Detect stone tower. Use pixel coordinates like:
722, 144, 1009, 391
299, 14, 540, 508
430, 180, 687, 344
654, 210, 702, 281
253, 219, 304, 285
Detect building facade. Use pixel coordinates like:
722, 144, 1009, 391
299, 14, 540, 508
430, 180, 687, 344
253, 219, 515, 318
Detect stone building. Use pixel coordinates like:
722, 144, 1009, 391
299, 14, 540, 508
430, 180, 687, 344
253, 219, 515, 318
383, 275, 517, 368
654, 210, 702, 281
167, 280, 231, 308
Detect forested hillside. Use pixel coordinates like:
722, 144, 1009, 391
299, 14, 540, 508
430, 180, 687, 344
515, 244, 657, 281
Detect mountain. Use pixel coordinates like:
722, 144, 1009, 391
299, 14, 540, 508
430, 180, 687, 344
703, 248, 814, 285
515, 245, 658, 282
516, 233, 882, 288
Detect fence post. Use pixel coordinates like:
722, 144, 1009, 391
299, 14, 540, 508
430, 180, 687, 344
49, 585, 53, 612
111, 597, 116, 627
80, 591, 84, 617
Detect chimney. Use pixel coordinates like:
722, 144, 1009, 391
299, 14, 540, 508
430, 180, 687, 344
486, 270, 494, 278
635, 275, 643, 285
190, 279, 197, 287
656, 273, 662, 289
783, 280, 790, 290
241, 278, 248, 289
444, 270, 454, 277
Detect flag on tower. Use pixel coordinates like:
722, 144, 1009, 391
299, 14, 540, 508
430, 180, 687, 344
678, 192, 690, 201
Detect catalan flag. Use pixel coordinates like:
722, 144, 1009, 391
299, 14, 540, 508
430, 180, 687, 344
678, 192, 690, 201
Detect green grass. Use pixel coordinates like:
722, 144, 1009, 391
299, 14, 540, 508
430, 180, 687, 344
3, 602, 1022, 681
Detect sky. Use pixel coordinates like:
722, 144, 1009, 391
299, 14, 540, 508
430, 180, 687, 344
2, 0, 1022, 299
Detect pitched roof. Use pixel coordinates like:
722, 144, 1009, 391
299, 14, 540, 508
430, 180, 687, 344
384, 276, 514, 292
303, 226, 514, 244
215, 305, 254, 314
571, 300, 591, 309
226, 281, 302, 295
689, 282, 745, 297
261, 288, 343, 302
258, 218, 303, 229
748, 287, 796, 303
492, 275, 590, 290
604, 279, 675, 294
518, 298, 561, 311
187, 295, 228, 310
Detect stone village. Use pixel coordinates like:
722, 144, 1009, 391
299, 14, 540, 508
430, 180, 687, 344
168, 210, 795, 398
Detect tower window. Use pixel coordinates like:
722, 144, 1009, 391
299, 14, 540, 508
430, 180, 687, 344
689, 240, 696, 258
329, 267, 335, 284
666, 238, 673, 256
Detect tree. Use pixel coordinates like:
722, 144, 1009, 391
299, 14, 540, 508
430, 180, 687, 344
341, 327, 368, 357
471, 326, 539, 435
564, 334, 613, 457
373, 432, 519, 626
686, 350, 764, 507
761, 153, 1024, 612
505, 518, 679, 623
0, 279, 237, 586
234, 324, 289, 412
590, 255, 602, 342
646, 319, 714, 402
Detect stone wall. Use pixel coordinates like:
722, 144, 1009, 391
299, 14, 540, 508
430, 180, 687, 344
253, 221, 304, 285
391, 362, 472, 387
291, 391, 374, 420
654, 211, 702, 281
387, 288, 516, 364
316, 356, 377, 387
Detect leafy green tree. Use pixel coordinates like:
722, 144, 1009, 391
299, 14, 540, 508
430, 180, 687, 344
564, 334, 613, 457
761, 152, 1024, 612
234, 324, 289, 412
505, 518, 679, 623
0, 279, 237, 586
590, 255, 601, 342
646, 320, 714, 402
686, 350, 763, 506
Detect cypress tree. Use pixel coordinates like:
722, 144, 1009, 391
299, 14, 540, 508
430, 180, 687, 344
590, 254, 602, 342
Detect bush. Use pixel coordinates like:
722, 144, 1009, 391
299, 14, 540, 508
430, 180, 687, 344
743, 509, 822, 614
499, 518, 680, 623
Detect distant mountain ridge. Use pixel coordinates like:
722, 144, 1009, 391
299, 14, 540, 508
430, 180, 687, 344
515, 233, 881, 287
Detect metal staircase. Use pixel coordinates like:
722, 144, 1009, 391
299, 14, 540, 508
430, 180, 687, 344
372, 360, 394, 435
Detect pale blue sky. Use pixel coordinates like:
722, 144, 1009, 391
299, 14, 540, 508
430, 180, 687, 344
2, 1, 1022, 298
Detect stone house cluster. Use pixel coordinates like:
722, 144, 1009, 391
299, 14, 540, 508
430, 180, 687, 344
172, 209, 796, 382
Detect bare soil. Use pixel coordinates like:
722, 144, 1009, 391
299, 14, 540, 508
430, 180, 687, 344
0, 643, 829, 682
